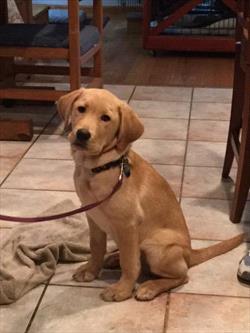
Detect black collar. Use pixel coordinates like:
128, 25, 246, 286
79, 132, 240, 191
91, 155, 131, 177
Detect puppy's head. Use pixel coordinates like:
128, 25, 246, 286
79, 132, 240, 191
57, 88, 144, 157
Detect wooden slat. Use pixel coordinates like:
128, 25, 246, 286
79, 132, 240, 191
14, 64, 94, 76
80, 43, 101, 65
68, 0, 81, 90
0, 47, 68, 59
0, 118, 33, 141
0, 88, 66, 101
145, 35, 235, 53
93, 0, 103, 77
143, 0, 152, 48
151, 0, 203, 36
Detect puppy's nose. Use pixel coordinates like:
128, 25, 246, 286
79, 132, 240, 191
76, 129, 91, 142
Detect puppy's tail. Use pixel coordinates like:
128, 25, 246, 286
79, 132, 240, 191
189, 233, 245, 268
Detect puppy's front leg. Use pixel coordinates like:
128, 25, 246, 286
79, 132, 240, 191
73, 215, 106, 282
101, 224, 140, 302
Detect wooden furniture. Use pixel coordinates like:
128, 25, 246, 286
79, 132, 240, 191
33, 5, 49, 23
0, 0, 103, 103
222, 0, 250, 222
143, 0, 238, 53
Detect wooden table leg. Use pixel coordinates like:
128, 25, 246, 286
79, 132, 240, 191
0, 0, 33, 141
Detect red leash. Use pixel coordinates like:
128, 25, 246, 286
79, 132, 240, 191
0, 168, 124, 223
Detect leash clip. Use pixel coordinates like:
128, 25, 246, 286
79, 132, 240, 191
119, 158, 124, 181
120, 156, 131, 178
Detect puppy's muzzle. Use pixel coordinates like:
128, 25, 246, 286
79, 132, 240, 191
74, 128, 91, 148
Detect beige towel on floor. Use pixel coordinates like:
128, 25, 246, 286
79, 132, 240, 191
0, 200, 116, 305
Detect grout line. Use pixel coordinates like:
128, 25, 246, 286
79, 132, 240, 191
131, 99, 231, 105
0, 137, 40, 187
163, 293, 171, 333
24, 284, 49, 333
128, 85, 137, 103
0, 112, 56, 188
138, 116, 230, 122
190, 117, 230, 121
0, 187, 76, 193
170, 291, 250, 300
48, 283, 105, 289
178, 88, 194, 204
180, 196, 250, 202
40, 111, 60, 136
23, 157, 72, 161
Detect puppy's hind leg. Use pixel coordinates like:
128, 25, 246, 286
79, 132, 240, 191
136, 244, 188, 301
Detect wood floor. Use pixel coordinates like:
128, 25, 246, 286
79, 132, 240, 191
102, 14, 235, 88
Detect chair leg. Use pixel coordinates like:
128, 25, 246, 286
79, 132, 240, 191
222, 41, 245, 178
230, 67, 250, 223
230, 148, 250, 223
68, 1, 81, 91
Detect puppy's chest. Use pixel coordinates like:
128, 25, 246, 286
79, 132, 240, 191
74, 171, 118, 235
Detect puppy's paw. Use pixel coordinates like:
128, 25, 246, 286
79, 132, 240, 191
100, 284, 132, 302
72, 264, 97, 282
135, 283, 157, 301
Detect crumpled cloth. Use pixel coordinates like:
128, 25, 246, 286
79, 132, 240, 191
0, 200, 116, 304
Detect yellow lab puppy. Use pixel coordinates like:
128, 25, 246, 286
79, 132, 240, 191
57, 88, 243, 302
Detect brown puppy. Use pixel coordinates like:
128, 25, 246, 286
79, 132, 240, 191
57, 88, 244, 302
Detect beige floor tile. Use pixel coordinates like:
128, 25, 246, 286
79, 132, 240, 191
142, 118, 188, 140
174, 241, 249, 297
0, 189, 80, 227
186, 141, 228, 167
181, 198, 249, 240
0, 140, 35, 158
133, 139, 185, 165
25, 135, 71, 160
104, 84, 135, 101
153, 164, 183, 198
0, 104, 56, 134
193, 88, 232, 103
0, 158, 19, 185
2, 159, 75, 191
0, 139, 38, 184
1, 286, 45, 333
182, 166, 236, 200
189, 120, 229, 142
167, 293, 250, 333
133, 86, 192, 102
191, 102, 231, 120
130, 100, 190, 119
29, 285, 167, 333
51, 262, 121, 288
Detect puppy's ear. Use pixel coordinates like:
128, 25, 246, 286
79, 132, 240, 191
117, 102, 144, 152
57, 88, 84, 131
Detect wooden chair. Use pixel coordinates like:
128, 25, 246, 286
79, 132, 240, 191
143, 0, 237, 53
222, 0, 250, 223
0, 0, 103, 103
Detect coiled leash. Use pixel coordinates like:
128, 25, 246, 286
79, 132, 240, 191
0, 156, 130, 223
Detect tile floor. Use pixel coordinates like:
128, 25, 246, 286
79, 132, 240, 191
0, 85, 250, 333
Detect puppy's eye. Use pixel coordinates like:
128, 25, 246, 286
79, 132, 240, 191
100, 114, 111, 122
78, 106, 86, 113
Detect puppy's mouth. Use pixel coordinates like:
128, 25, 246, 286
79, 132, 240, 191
71, 140, 88, 150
